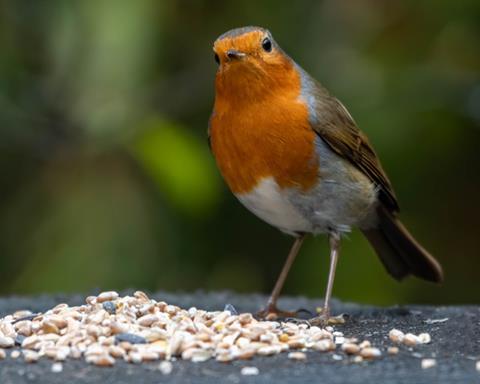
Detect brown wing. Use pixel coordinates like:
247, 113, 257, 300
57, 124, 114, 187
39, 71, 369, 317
310, 85, 399, 212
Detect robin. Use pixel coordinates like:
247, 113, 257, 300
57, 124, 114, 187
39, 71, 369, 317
208, 26, 443, 324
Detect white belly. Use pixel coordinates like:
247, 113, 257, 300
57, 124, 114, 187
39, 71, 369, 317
232, 139, 378, 236
235, 177, 312, 235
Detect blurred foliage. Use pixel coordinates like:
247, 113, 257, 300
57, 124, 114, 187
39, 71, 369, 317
0, 0, 479, 305
133, 117, 220, 216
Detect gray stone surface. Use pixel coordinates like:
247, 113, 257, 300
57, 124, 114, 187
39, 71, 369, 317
0, 291, 478, 384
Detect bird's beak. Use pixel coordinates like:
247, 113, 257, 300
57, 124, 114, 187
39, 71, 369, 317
226, 49, 246, 61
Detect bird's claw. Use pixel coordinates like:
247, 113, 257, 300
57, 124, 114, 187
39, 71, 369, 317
256, 306, 311, 321
284, 317, 312, 326
309, 310, 347, 326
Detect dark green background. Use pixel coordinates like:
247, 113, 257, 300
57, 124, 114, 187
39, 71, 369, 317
1, 1, 479, 305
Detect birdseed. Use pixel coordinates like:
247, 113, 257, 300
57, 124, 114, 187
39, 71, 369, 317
389, 329, 431, 347
388, 329, 404, 344
102, 302, 116, 315
403, 333, 420, 346
418, 333, 431, 344
341, 342, 360, 355
0, 337, 14, 349
421, 358, 436, 369
288, 351, 307, 360
51, 362, 63, 373
353, 355, 363, 363
0, 291, 390, 366
159, 361, 173, 375
241, 366, 259, 375
387, 346, 399, 355
360, 347, 382, 359
23, 350, 40, 363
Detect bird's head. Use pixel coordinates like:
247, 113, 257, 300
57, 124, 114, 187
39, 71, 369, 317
213, 26, 297, 102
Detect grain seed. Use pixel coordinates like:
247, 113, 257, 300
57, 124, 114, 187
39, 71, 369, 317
97, 291, 119, 303
159, 361, 173, 375
0, 336, 14, 348
421, 358, 436, 369
403, 333, 420, 346
341, 343, 360, 355
387, 346, 399, 355
360, 347, 382, 359
241, 366, 259, 376
288, 352, 307, 360
51, 363, 63, 373
418, 333, 431, 344
389, 329, 404, 344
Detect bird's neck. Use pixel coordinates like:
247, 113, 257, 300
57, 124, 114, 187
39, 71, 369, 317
214, 60, 300, 110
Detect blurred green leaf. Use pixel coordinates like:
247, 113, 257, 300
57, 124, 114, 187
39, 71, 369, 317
132, 117, 221, 216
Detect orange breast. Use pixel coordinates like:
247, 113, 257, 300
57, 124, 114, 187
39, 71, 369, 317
210, 84, 318, 195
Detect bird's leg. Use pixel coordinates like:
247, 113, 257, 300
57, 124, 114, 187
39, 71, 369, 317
310, 232, 341, 326
256, 234, 306, 320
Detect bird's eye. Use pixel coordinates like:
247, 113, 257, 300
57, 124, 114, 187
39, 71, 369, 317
262, 37, 272, 52
214, 53, 220, 64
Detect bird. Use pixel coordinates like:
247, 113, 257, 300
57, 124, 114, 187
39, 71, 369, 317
208, 26, 443, 324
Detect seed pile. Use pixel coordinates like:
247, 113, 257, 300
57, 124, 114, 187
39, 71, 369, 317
0, 291, 388, 366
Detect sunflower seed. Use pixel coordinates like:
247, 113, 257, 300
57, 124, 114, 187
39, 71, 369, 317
115, 333, 147, 345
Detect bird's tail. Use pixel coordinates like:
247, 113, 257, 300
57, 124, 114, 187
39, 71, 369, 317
362, 206, 443, 283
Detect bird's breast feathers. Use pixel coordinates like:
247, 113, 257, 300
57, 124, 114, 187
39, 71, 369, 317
210, 101, 378, 234
210, 91, 319, 195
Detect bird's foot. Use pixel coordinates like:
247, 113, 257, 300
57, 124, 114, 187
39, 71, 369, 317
308, 308, 347, 327
256, 305, 312, 321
